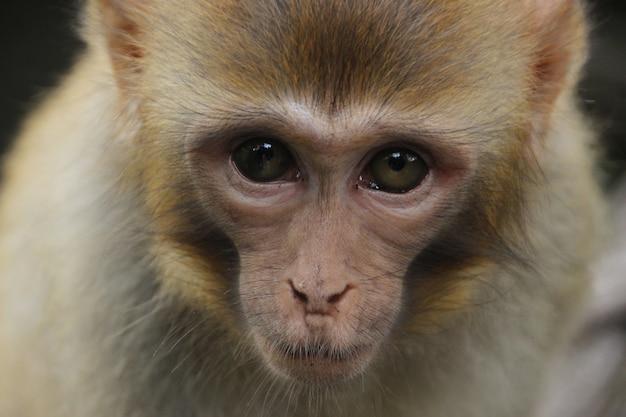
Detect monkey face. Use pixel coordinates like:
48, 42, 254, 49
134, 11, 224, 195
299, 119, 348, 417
133, 0, 541, 385
167, 105, 483, 384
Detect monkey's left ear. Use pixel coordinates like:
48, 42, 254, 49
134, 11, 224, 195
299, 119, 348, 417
525, 0, 588, 126
89, 0, 149, 93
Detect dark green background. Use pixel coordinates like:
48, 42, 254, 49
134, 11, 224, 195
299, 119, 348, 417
1, 0, 625, 184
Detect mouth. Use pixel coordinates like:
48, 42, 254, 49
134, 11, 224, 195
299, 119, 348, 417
258, 337, 375, 383
274, 341, 366, 361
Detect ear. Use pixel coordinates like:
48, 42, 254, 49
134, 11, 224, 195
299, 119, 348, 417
90, 0, 150, 92
524, 0, 588, 127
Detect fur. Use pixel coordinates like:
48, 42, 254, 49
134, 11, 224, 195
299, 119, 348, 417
0, 1, 604, 416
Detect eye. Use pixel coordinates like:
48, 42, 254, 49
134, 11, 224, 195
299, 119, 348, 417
232, 139, 297, 182
361, 148, 429, 194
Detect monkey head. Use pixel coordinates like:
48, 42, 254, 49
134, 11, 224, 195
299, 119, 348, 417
95, 0, 588, 384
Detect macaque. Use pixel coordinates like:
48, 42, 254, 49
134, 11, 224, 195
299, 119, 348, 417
0, 1, 606, 417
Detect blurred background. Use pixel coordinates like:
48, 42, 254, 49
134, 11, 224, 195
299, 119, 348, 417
1, 0, 625, 186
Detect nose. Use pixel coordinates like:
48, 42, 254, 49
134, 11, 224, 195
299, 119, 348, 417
288, 279, 353, 314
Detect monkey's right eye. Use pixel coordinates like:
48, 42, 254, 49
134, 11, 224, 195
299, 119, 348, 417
232, 139, 297, 182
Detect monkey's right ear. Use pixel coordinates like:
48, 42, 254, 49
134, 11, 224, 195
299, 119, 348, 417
89, 0, 149, 92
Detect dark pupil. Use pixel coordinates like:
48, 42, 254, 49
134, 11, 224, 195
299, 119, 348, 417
388, 152, 406, 171
252, 143, 274, 169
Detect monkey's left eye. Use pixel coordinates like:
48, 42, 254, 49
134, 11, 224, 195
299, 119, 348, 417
232, 139, 297, 182
360, 148, 428, 194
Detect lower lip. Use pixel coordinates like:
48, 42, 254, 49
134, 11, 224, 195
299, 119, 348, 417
261, 340, 374, 383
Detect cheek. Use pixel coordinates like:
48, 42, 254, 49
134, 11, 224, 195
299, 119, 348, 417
402, 259, 496, 334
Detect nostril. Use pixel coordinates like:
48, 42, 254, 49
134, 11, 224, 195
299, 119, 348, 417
289, 279, 308, 303
327, 284, 353, 305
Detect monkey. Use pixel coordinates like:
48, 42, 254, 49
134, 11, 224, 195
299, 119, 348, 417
0, 0, 608, 416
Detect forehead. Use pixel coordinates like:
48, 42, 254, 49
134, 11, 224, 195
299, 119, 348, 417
144, 0, 532, 128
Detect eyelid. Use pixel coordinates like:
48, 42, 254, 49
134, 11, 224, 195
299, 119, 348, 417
229, 159, 301, 187
363, 141, 433, 167
355, 142, 433, 179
